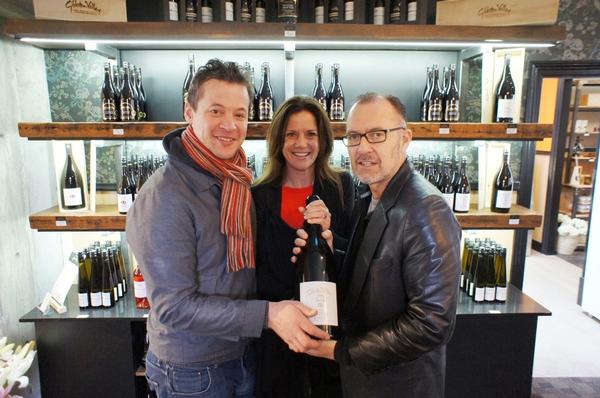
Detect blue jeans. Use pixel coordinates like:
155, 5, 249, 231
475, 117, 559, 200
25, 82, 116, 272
146, 348, 256, 398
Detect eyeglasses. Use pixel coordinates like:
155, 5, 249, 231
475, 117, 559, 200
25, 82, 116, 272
342, 126, 407, 147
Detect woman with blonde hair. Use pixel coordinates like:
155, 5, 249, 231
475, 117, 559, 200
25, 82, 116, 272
253, 96, 355, 397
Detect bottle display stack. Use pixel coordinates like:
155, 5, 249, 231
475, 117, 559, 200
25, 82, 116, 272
102, 61, 148, 122
461, 238, 507, 303
117, 155, 166, 215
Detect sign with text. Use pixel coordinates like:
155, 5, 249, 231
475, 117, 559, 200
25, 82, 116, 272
33, 0, 127, 22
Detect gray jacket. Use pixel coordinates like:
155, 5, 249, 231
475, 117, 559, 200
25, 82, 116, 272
126, 129, 268, 365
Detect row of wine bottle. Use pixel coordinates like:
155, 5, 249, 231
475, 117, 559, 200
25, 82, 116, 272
101, 62, 148, 122
461, 238, 507, 303
412, 154, 471, 213
117, 155, 166, 214
168, 0, 421, 24
419, 64, 460, 122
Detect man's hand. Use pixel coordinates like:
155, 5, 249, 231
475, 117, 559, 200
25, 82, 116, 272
299, 199, 331, 231
307, 339, 337, 360
268, 301, 330, 353
291, 228, 334, 264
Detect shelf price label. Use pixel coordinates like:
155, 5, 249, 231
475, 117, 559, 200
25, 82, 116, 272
55, 218, 67, 227
506, 124, 518, 135
508, 215, 520, 225
439, 124, 450, 135
112, 128, 125, 136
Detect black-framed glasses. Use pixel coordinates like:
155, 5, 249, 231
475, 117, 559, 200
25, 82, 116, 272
342, 126, 407, 147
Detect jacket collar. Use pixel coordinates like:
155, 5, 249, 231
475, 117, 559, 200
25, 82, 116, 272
342, 160, 413, 315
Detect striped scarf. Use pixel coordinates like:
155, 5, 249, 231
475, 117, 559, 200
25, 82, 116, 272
181, 127, 255, 272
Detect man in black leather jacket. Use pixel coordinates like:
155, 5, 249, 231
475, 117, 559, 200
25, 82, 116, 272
294, 93, 461, 397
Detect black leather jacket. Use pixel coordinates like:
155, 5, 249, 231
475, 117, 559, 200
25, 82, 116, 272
334, 161, 461, 398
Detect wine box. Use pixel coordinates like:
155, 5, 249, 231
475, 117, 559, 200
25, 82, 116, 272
435, 0, 559, 26
33, 0, 127, 22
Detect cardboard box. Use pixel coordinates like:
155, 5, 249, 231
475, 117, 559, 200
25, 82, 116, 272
436, 0, 559, 26
33, 0, 127, 22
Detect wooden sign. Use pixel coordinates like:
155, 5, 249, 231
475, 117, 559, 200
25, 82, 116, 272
436, 0, 559, 26
33, 0, 127, 22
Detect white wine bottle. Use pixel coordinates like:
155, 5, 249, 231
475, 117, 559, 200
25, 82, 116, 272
61, 144, 86, 210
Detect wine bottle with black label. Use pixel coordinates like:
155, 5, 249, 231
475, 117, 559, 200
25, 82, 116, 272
169, 0, 179, 21
258, 62, 274, 121
389, 0, 403, 23
256, 0, 266, 22
444, 64, 459, 122
101, 63, 118, 122
185, 0, 198, 21
491, 150, 513, 213
420, 66, 432, 122
312, 63, 327, 112
298, 195, 338, 337
61, 144, 86, 210
373, 0, 385, 25
427, 65, 443, 122
453, 156, 470, 213
495, 54, 516, 123
182, 55, 195, 118
329, 64, 345, 121
120, 62, 137, 122
315, 0, 325, 23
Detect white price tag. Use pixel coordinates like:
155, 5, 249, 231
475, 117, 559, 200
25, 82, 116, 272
284, 30, 296, 37
506, 124, 517, 135
77, 314, 90, 319
439, 124, 450, 135
143, 313, 149, 318
488, 310, 502, 314
509, 218, 520, 225
112, 128, 124, 136
56, 219, 67, 227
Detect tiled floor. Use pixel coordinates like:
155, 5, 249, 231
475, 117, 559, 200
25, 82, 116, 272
524, 251, 600, 397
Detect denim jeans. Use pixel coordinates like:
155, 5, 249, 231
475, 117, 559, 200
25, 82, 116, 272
146, 348, 256, 398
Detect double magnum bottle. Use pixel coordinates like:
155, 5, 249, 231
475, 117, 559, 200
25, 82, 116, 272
495, 54, 516, 123
297, 195, 338, 336
491, 150, 514, 213
61, 144, 86, 210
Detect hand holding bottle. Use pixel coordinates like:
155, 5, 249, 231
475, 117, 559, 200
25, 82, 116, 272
300, 199, 331, 231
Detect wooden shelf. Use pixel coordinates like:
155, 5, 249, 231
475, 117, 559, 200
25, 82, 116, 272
19, 122, 553, 141
2, 19, 565, 50
29, 204, 541, 231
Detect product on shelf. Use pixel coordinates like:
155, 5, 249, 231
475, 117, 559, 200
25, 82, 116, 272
328, 0, 340, 22
444, 64, 460, 122
185, 0, 198, 22
491, 149, 514, 213
495, 54, 516, 123
182, 54, 196, 119
117, 155, 166, 214
240, 0, 252, 22
257, 62, 274, 121
427, 65, 443, 122
328, 63, 345, 121
61, 143, 86, 210
277, 0, 297, 23
373, 0, 385, 25
256, 0, 266, 23
312, 63, 328, 112
461, 238, 507, 302
169, 0, 179, 21
315, 0, 325, 23
201, 0, 214, 23
420, 63, 460, 122
133, 266, 151, 309
102, 62, 119, 122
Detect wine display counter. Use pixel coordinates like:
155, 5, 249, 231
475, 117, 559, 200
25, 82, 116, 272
28, 204, 542, 231
20, 285, 549, 398
19, 122, 553, 141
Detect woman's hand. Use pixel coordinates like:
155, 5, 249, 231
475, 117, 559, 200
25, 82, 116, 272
291, 228, 334, 264
299, 199, 331, 231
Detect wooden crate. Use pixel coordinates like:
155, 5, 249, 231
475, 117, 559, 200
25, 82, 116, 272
436, 0, 559, 26
33, 0, 127, 21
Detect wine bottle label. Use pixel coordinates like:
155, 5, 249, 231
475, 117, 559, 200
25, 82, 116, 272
428, 100, 442, 121
442, 193, 454, 209
256, 7, 266, 22
407, 1, 417, 21
460, 274, 464, 289
373, 7, 384, 24
186, 9, 197, 21
258, 99, 273, 121
315, 6, 324, 23
469, 281, 474, 296
445, 99, 460, 121
454, 192, 470, 212
90, 292, 102, 307
78, 293, 89, 308
279, 0, 296, 18
344, 1, 354, 20
225, 2, 234, 21
484, 286, 496, 301
117, 193, 133, 213
113, 286, 118, 300
496, 98, 515, 119
202, 7, 213, 22
63, 188, 83, 207
241, 8, 251, 22
134, 280, 147, 298
420, 101, 428, 121
495, 190, 512, 209
120, 99, 137, 121
330, 98, 345, 120
117, 283, 123, 297
496, 286, 507, 301
102, 292, 112, 307
169, 1, 179, 21
122, 278, 128, 294
329, 7, 339, 22
102, 99, 118, 121
474, 287, 485, 302
317, 98, 327, 112
300, 281, 338, 327
390, 6, 401, 23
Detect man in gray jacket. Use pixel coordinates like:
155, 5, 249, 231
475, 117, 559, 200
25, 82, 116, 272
127, 59, 328, 398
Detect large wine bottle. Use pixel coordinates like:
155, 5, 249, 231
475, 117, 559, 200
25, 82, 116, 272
312, 63, 328, 112
427, 65, 443, 122
101, 63, 119, 121
61, 144, 86, 210
453, 156, 470, 213
257, 62, 274, 121
182, 55, 195, 117
119, 62, 137, 122
494, 54, 516, 123
438, 158, 455, 209
491, 150, 513, 213
328, 63, 345, 121
297, 195, 338, 337
444, 64, 460, 122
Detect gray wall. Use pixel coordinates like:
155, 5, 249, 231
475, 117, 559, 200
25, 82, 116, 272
0, 38, 63, 398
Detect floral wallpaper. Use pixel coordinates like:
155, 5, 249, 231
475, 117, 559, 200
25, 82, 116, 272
44, 50, 106, 122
